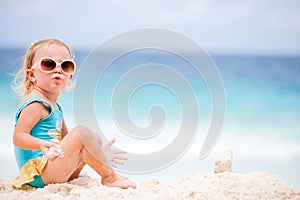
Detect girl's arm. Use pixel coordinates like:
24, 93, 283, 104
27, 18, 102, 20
13, 102, 56, 151
61, 118, 68, 139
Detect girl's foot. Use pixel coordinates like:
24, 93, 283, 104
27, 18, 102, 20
102, 173, 136, 189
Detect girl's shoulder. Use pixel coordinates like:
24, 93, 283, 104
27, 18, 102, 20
16, 96, 52, 120
19, 95, 50, 108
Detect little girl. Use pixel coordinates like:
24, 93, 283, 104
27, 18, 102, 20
12, 38, 136, 189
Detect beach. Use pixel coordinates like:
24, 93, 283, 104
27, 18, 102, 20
1, 171, 299, 199
1, 51, 300, 199
1, 152, 300, 200
1, 0, 300, 198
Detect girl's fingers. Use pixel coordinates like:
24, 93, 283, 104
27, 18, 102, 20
116, 150, 127, 154
114, 155, 128, 160
112, 159, 125, 165
110, 163, 118, 168
109, 138, 116, 146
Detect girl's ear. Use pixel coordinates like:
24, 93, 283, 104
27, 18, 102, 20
70, 74, 73, 80
26, 69, 36, 83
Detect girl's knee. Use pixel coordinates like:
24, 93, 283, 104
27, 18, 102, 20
73, 125, 92, 134
72, 125, 102, 146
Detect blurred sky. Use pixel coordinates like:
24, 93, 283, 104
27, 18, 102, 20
0, 0, 299, 55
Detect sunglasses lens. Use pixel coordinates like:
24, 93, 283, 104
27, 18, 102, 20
40, 58, 56, 71
61, 61, 75, 74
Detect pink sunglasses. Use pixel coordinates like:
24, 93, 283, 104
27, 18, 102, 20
31, 57, 76, 75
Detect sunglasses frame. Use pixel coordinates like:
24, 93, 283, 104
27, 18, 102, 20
31, 57, 76, 75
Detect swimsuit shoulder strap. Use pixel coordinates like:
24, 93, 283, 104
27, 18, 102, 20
15, 97, 52, 120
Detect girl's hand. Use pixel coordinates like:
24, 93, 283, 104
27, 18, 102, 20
40, 141, 63, 161
102, 138, 127, 168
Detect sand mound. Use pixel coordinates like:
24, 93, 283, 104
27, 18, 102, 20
0, 171, 299, 200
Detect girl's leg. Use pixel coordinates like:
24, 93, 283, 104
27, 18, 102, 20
41, 126, 136, 189
67, 160, 85, 182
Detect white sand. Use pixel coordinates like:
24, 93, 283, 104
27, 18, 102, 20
0, 171, 299, 200
1, 152, 299, 199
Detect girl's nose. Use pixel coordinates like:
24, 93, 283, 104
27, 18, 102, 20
53, 65, 63, 73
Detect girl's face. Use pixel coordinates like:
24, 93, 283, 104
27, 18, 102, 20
28, 44, 73, 95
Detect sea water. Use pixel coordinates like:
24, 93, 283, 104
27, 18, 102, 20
0, 48, 299, 188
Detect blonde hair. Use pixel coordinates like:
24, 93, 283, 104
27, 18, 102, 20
12, 39, 74, 95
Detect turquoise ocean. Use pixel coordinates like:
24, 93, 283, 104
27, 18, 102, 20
1, 48, 300, 188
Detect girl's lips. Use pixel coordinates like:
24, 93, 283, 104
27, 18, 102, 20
52, 75, 63, 83
52, 75, 63, 80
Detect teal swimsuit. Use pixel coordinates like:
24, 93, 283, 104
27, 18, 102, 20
13, 97, 63, 188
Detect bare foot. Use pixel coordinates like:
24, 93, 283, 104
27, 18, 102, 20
102, 173, 136, 189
